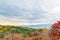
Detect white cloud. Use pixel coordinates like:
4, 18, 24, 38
0, 0, 60, 25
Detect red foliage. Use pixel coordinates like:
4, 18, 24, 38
51, 21, 60, 40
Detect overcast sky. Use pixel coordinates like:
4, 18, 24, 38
0, 0, 60, 25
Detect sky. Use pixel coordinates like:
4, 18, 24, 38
0, 0, 60, 25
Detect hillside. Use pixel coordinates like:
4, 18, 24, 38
0, 25, 50, 40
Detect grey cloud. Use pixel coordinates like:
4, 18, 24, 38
0, 5, 47, 21
0, 0, 48, 23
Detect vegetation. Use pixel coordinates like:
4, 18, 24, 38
0, 25, 36, 38
0, 25, 51, 40
0, 21, 60, 40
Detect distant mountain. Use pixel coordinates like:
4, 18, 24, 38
22, 24, 52, 29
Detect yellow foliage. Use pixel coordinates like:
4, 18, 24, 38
3, 27, 7, 31
0, 26, 3, 29
42, 28, 49, 32
12, 28, 16, 30
0, 30, 4, 33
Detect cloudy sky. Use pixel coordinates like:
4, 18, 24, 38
0, 0, 60, 25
